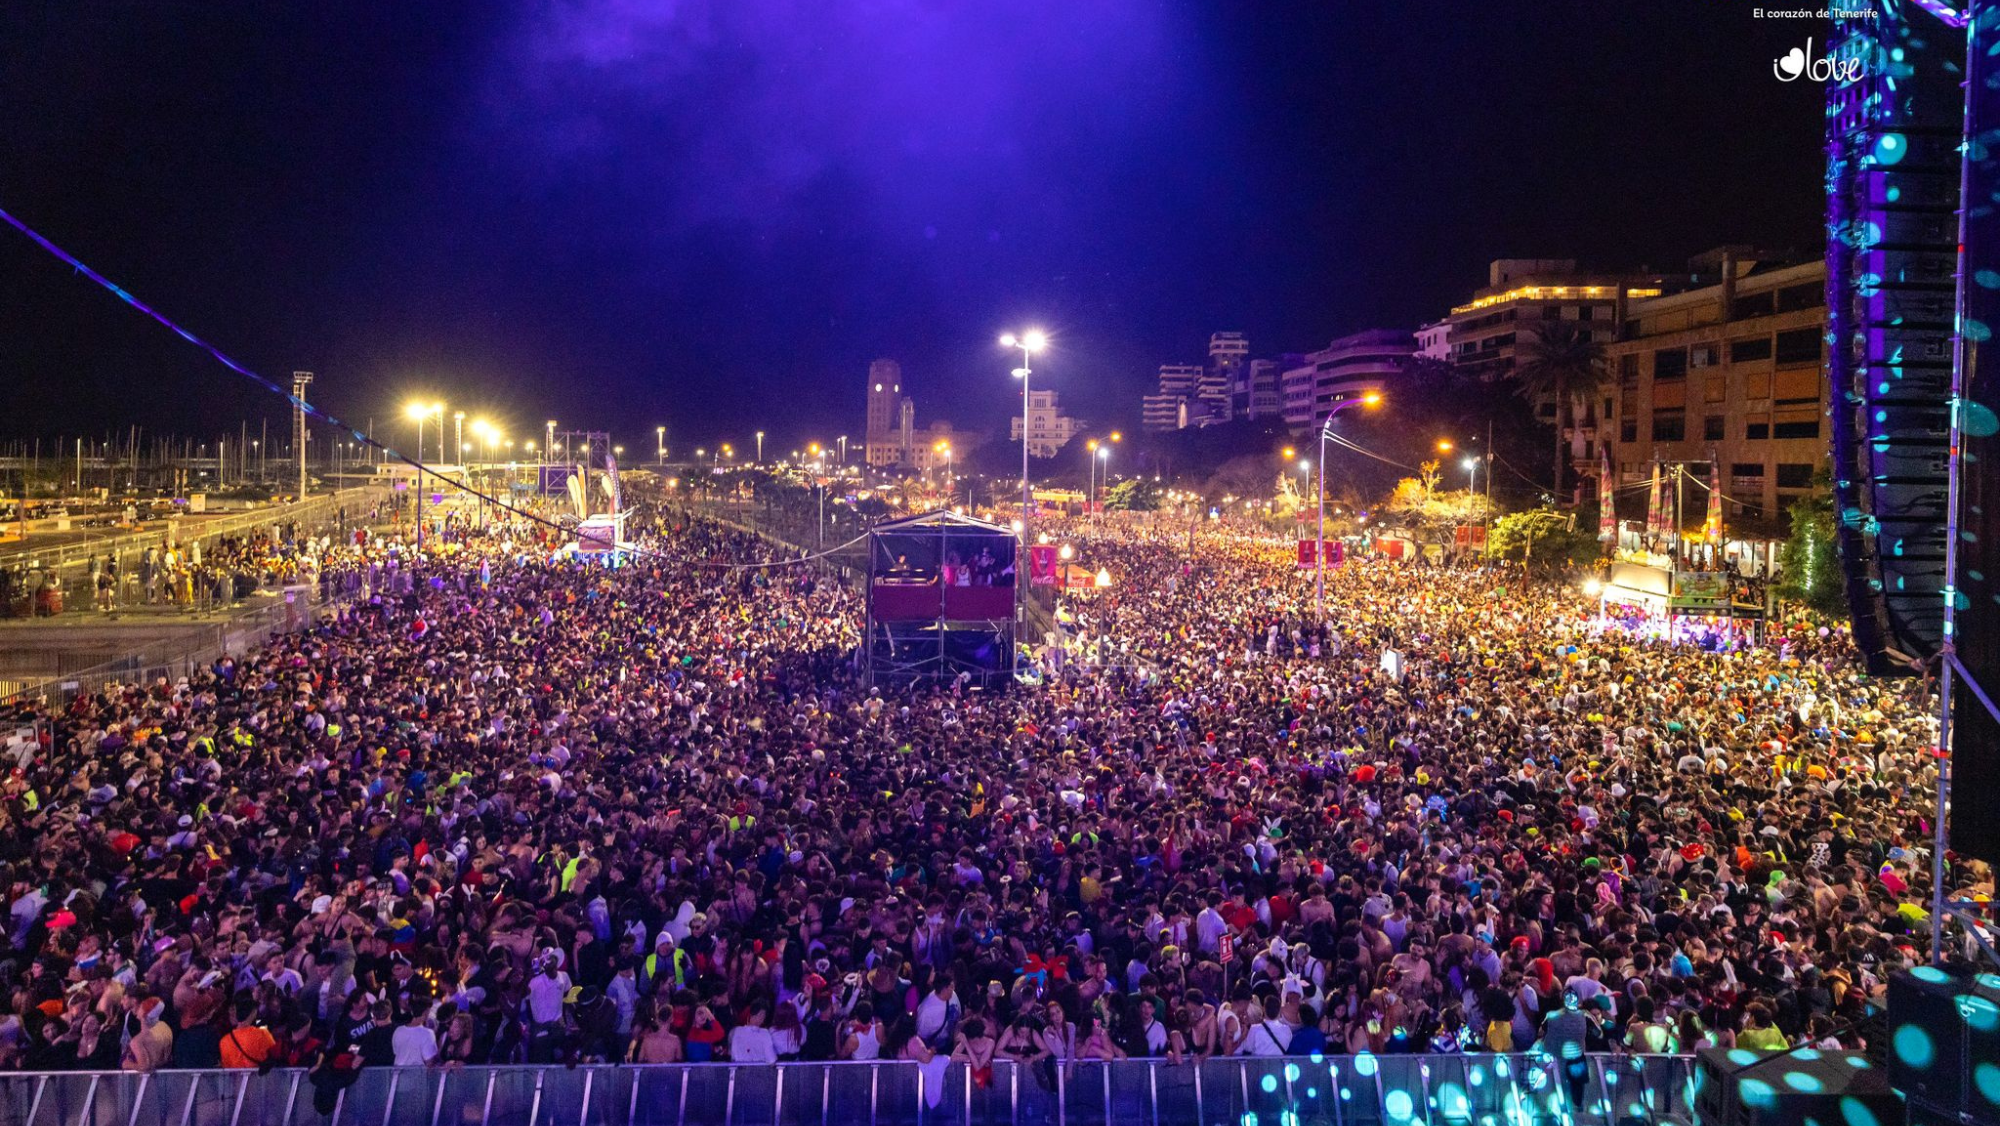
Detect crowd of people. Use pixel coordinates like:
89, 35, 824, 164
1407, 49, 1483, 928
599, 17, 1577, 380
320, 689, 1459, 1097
0, 494, 1985, 1099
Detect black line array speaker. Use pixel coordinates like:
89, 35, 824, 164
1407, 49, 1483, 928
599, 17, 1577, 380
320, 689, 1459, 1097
1887, 966, 2000, 1126
1825, 5, 1960, 676
1692, 1046, 1902, 1126
1947, 0, 2000, 863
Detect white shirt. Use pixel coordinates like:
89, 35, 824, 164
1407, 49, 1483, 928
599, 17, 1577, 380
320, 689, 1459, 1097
526, 971, 571, 1024
728, 1024, 777, 1063
391, 1024, 438, 1067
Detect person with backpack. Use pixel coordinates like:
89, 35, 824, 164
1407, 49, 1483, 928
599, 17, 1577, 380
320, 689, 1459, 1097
219, 1001, 277, 1070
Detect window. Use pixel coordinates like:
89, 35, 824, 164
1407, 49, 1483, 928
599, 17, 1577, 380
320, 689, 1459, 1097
1652, 410, 1686, 443
1619, 354, 1640, 383
1620, 420, 1638, 443
1776, 463, 1815, 489
1776, 283, 1823, 313
1654, 348, 1688, 380
1773, 419, 1821, 439
1731, 292, 1776, 319
1704, 415, 1726, 440
1729, 336, 1773, 363
1731, 463, 1765, 479
1690, 344, 1719, 369
1746, 418, 1770, 440
1774, 328, 1822, 365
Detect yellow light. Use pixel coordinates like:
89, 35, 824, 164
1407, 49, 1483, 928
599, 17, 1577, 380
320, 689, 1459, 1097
1362, 391, 1383, 407
1584, 579, 1604, 596
1059, 544, 1074, 560
1094, 568, 1112, 588
1087, 439, 1099, 451
1281, 447, 1295, 459
404, 402, 430, 421
1109, 431, 1122, 442
1436, 439, 1453, 452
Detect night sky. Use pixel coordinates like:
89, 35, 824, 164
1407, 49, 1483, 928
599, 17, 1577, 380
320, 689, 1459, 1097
0, 1, 1829, 457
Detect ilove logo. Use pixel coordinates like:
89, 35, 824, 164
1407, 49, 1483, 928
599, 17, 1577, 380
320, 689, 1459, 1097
1774, 37, 1864, 82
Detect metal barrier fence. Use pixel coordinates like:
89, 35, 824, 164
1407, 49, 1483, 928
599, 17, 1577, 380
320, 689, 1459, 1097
0, 488, 388, 576
1, 582, 349, 707
0, 1054, 1698, 1126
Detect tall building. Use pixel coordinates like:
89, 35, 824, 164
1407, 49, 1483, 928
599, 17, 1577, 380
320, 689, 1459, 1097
863, 358, 918, 468
1244, 358, 1285, 420
1437, 259, 1677, 384
1281, 330, 1413, 427
1143, 363, 1206, 432
1603, 256, 1828, 528
1010, 389, 1086, 457
1414, 321, 1452, 360
866, 359, 902, 439
1210, 332, 1249, 420
1142, 393, 1187, 433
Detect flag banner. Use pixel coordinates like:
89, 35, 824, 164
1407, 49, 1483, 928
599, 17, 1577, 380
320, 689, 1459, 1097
1028, 544, 1059, 586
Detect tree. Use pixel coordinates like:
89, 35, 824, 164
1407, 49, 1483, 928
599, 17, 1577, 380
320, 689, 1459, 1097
1202, 455, 1281, 505
1488, 508, 1597, 572
1512, 320, 1608, 502
1102, 477, 1163, 512
1775, 471, 1845, 617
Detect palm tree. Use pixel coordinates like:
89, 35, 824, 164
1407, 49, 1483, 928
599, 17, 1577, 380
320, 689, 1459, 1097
1512, 319, 1608, 501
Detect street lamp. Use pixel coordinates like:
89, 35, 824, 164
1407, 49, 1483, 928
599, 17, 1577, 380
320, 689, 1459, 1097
1313, 391, 1385, 620
755, 431, 765, 464
1086, 438, 1100, 514
454, 412, 466, 465
999, 329, 1048, 541
838, 435, 848, 466
1096, 445, 1111, 522
657, 426, 666, 465
1436, 438, 1454, 453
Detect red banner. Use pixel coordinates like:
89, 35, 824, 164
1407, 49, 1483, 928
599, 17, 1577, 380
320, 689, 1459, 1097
1296, 540, 1320, 568
1028, 545, 1059, 587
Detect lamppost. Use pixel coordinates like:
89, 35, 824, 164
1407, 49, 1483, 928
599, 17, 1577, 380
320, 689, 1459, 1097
1096, 445, 1110, 523
546, 420, 557, 468
932, 440, 954, 504
998, 329, 1047, 540
405, 401, 440, 549
838, 435, 848, 466
1314, 390, 1383, 621
453, 412, 465, 466
657, 426, 666, 465
755, 431, 765, 465
1086, 438, 1100, 514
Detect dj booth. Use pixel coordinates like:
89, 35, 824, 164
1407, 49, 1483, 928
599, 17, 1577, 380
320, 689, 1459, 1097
864, 510, 1016, 687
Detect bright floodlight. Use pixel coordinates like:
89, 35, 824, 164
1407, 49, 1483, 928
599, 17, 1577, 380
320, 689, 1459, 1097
1023, 330, 1048, 351
1298, 458, 1311, 472
1098, 448, 1109, 460
1584, 579, 1604, 596
1363, 391, 1383, 406
404, 402, 429, 421
1463, 458, 1477, 471
999, 333, 1017, 347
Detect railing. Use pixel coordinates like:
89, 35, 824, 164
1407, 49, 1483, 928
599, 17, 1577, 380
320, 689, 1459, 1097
0, 487, 388, 574
0, 1053, 1698, 1126
0, 580, 354, 707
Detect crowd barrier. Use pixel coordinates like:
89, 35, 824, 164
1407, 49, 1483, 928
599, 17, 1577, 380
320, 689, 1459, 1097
0, 1053, 1697, 1126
